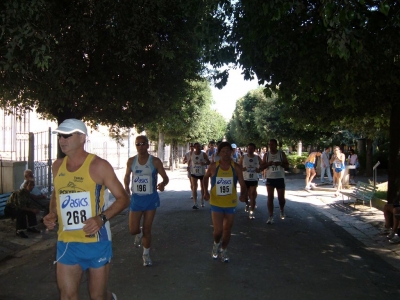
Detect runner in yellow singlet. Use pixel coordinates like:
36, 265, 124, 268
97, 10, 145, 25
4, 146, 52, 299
43, 119, 129, 300
203, 142, 247, 262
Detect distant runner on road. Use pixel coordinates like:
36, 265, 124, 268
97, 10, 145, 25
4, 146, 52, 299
260, 139, 289, 224
239, 142, 262, 219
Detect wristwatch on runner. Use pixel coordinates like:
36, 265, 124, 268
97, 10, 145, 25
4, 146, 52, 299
99, 213, 108, 225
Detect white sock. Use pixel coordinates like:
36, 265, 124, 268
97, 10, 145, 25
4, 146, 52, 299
143, 247, 150, 255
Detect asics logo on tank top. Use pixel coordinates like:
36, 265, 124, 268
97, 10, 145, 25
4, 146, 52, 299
61, 194, 90, 209
217, 178, 232, 184
135, 170, 143, 174
249, 159, 253, 162
134, 177, 149, 183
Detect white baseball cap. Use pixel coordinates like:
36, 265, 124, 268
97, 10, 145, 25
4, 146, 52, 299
52, 118, 88, 135
231, 143, 237, 149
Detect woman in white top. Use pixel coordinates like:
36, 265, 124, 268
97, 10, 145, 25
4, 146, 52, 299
347, 149, 358, 184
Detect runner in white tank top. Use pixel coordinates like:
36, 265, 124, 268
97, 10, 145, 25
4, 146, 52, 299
188, 142, 210, 209
260, 139, 289, 224
239, 143, 262, 219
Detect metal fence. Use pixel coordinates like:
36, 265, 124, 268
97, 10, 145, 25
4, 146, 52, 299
1, 108, 177, 193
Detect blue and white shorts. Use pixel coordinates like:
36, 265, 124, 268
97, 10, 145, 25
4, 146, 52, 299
56, 241, 112, 271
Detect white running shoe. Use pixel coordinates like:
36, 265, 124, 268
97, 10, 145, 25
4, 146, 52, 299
249, 210, 255, 219
305, 186, 311, 191
220, 249, 229, 263
387, 229, 395, 240
142, 254, 153, 266
266, 216, 274, 224
389, 234, 400, 244
280, 210, 285, 220
212, 242, 221, 259
134, 230, 143, 248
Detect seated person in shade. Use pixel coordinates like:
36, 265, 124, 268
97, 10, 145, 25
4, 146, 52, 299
5, 180, 41, 238
20, 169, 50, 215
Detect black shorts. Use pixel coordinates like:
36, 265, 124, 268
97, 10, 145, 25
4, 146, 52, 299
191, 174, 204, 180
266, 178, 285, 189
245, 181, 258, 188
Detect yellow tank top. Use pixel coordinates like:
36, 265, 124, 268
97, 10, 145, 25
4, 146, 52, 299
210, 161, 238, 208
55, 154, 108, 243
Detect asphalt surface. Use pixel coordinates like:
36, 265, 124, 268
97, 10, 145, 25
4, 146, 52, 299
0, 167, 399, 299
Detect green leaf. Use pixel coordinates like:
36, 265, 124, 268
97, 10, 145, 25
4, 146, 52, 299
379, 2, 390, 16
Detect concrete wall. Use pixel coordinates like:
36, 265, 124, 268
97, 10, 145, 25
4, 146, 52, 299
0, 160, 27, 193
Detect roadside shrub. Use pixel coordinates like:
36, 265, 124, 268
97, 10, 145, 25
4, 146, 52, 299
287, 154, 307, 168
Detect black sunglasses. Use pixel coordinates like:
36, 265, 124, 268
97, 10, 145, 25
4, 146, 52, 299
135, 142, 147, 146
58, 133, 74, 139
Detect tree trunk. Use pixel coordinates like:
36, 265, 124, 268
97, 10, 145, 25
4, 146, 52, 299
158, 130, 164, 163
365, 139, 373, 177
387, 102, 400, 203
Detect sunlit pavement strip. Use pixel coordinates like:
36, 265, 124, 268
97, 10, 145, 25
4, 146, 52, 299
285, 182, 400, 271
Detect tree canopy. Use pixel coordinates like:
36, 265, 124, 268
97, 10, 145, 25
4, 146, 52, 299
1, 0, 234, 127
231, 0, 400, 202
144, 80, 226, 146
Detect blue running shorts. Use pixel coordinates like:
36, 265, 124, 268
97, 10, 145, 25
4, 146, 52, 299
130, 193, 160, 212
305, 162, 315, 169
210, 205, 236, 214
56, 241, 112, 271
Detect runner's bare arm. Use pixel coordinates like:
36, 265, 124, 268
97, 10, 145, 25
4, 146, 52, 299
153, 157, 169, 191
203, 163, 215, 201
203, 152, 211, 165
124, 157, 135, 194
89, 157, 130, 226
43, 158, 63, 230
234, 163, 247, 202
239, 155, 246, 171
281, 152, 289, 169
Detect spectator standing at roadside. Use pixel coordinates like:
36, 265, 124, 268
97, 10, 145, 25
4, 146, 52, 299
203, 142, 247, 262
43, 118, 129, 300
320, 147, 333, 184
124, 135, 169, 266
347, 149, 359, 184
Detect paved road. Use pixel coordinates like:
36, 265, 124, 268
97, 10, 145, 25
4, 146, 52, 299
1, 168, 399, 299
